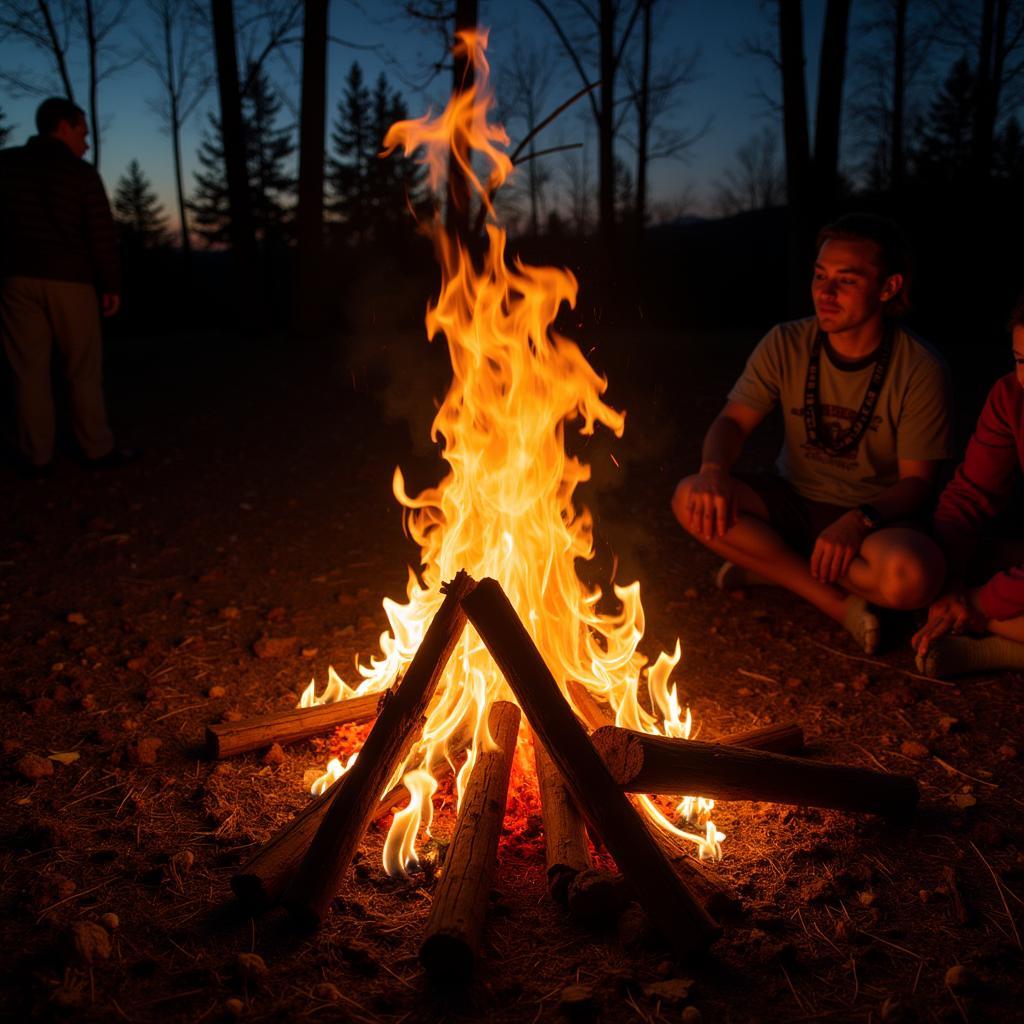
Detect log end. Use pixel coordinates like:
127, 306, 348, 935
204, 724, 224, 760
420, 930, 475, 982
230, 872, 271, 914
589, 726, 644, 786
546, 864, 580, 907
283, 891, 326, 932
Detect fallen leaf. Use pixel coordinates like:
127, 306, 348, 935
48, 752, 80, 765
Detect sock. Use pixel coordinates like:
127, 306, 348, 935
842, 595, 881, 655
715, 560, 775, 591
917, 635, 1024, 678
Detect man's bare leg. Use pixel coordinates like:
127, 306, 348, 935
672, 478, 880, 652
841, 528, 945, 610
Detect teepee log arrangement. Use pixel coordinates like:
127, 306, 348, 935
226, 574, 920, 974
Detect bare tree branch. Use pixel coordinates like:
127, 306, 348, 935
529, 0, 602, 123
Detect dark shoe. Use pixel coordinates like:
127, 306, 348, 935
87, 447, 142, 469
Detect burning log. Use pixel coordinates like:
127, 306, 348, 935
565, 679, 611, 732
206, 693, 380, 759
285, 571, 477, 928
231, 718, 429, 912
717, 721, 804, 755
566, 677, 804, 756
232, 769, 412, 912
533, 735, 592, 904
656, 841, 743, 920
462, 578, 721, 957
592, 727, 919, 820
673, 854, 742, 920
420, 701, 521, 981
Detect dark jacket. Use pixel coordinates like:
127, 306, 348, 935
0, 136, 120, 293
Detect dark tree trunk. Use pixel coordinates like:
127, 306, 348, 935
779, 0, 812, 313
446, 0, 478, 243
210, 0, 259, 312
84, 0, 99, 168
973, 0, 1010, 182
597, 0, 616, 280
973, 0, 996, 182
633, 0, 652, 255
293, 0, 329, 337
170, 97, 191, 276
813, 0, 851, 218
891, 0, 907, 190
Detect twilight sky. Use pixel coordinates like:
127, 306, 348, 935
2, 2, 831, 222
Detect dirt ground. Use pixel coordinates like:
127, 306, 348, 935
1, 320, 1022, 1023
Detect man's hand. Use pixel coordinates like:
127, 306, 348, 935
672, 467, 739, 541
810, 510, 870, 583
101, 293, 121, 317
912, 591, 987, 655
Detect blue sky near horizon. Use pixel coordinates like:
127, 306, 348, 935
2, 2, 842, 226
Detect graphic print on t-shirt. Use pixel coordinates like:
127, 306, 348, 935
792, 404, 884, 470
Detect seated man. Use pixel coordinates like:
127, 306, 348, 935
913, 297, 1024, 677
672, 213, 949, 654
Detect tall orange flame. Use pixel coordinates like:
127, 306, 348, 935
302, 29, 723, 872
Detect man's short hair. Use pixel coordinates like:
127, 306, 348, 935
1009, 292, 1024, 333
36, 97, 86, 136
816, 212, 912, 317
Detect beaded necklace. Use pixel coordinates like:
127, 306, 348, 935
803, 326, 894, 457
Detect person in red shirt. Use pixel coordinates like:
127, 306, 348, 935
914, 296, 1024, 676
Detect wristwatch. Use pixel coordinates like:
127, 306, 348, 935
857, 504, 883, 530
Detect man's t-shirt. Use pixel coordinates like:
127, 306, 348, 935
727, 317, 951, 507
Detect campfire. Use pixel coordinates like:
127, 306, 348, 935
208, 29, 919, 976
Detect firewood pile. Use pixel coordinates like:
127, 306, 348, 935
210, 572, 919, 979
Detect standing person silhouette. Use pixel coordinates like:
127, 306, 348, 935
0, 97, 134, 477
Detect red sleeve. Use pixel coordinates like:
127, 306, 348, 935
934, 375, 1021, 541
976, 566, 1024, 621
934, 374, 1024, 621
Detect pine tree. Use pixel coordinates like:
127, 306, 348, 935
327, 62, 374, 244
190, 112, 233, 244
246, 67, 295, 245
190, 64, 296, 246
327, 63, 427, 246
369, 73, 428, 238
911, 58, 975, 184
113, 160, 168, 247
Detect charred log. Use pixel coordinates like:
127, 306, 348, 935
461, 577, 720, 956
285, 571, 477, 928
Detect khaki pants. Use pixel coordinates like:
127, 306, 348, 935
0, 276, 113, 465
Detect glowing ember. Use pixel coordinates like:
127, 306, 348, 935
301, 28, 723, 872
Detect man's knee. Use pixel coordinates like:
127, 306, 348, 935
877, 550, 944, 609
671, 476, 700, 534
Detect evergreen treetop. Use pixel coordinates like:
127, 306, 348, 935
189, 63, 296, 245
327, 62, 427, 246
113, 159, 169, 247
